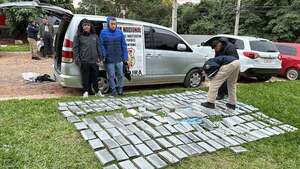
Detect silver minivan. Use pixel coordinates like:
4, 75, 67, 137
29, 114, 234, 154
1, 1, 206, 93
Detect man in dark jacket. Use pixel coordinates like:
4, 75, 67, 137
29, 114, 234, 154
100, 16, 128, 96
201, 41, 241, 110
39, 16, 54, 58
26, 20, 40, 60
212, 38, 239, 100
73, 19, 103, 98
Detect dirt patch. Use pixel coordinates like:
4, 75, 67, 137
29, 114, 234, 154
0, 52, 81, 100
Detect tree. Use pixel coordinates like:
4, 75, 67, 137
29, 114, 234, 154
127, 0, 171, 26
189, 19, 216, 34
77, 0, 172, 27
239, 0, 300, 42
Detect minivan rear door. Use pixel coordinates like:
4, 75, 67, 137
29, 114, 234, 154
0, 1, 73, 20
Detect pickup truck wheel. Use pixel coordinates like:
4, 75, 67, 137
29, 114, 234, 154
98, 76, 110, 94
184, 69, 203, 88
286, 68, 299, 80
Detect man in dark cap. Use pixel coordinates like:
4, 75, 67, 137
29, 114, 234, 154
212, 38, 239, 100
202, 42, 241, 110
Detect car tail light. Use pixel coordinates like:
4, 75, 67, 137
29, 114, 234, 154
243, 51, 259, 59
62, 38, 73, 63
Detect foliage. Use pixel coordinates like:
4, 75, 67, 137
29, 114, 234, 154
2, 0, 300, 42
0, 44, 30, 52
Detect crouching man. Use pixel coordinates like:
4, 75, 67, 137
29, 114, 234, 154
201, 42, 241, 110
73, 19, 103, 97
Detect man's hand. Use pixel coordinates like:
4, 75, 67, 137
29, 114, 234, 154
125, 60, 131, 69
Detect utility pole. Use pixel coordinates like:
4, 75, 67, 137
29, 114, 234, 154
171, 0, 177, 32
234, 0, 241, 35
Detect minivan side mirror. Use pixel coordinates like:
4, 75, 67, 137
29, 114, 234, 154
201, 42, 205, 46
177, 43, 187, 51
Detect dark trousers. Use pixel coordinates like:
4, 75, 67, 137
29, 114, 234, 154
80, 63, 99, 93
43, 32, 53, 56
218, 81, 228, 98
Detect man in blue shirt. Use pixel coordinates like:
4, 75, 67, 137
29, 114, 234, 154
100, 17, 128, 96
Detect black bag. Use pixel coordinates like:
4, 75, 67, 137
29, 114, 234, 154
123, 62, 131, 81
35, 74, 55, 82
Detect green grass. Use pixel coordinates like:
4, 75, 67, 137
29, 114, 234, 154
0, 44, 30, 52
0, 81, 300, 169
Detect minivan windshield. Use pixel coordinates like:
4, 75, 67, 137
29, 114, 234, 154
250, 40, 279, 53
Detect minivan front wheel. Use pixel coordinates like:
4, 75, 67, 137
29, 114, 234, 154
98, 76, 110, 94
184, 69, 203, 88
256, 75, 272, 82
286, 68, 299, 80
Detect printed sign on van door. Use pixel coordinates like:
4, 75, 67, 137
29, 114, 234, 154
119, 25, 145, 76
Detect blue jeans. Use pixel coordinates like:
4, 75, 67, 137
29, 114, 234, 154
106, 62, 124, 94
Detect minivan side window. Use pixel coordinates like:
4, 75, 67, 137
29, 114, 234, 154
144, 26, 152, 49
276, 44, 297, 56
152, 28, 192, 52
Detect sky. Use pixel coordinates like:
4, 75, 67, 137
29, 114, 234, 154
73, 0, 201, 8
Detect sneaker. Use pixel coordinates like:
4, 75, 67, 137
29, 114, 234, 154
201, 102, 215, 109
226, 103, 236, 110
95, 91, 104, 97
117, 87, 123, 96
111, 91, 117, 97
83, 91, 89, 98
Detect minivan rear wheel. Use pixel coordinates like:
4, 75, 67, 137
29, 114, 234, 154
184, 69, 203, 88
98, 76, 110, 94
286, 68, 299, 80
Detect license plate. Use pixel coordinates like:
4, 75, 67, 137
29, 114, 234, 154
264, 59, 273, 63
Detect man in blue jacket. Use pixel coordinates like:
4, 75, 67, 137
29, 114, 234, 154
100, 17, 128, 96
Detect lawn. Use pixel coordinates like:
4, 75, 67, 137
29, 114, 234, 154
0, 44, 30, 52
0, 81, 299, 169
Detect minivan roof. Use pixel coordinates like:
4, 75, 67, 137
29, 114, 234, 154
74, 14, 172, 31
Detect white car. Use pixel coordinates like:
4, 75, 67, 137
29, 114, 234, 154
194, 34, 282, 81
